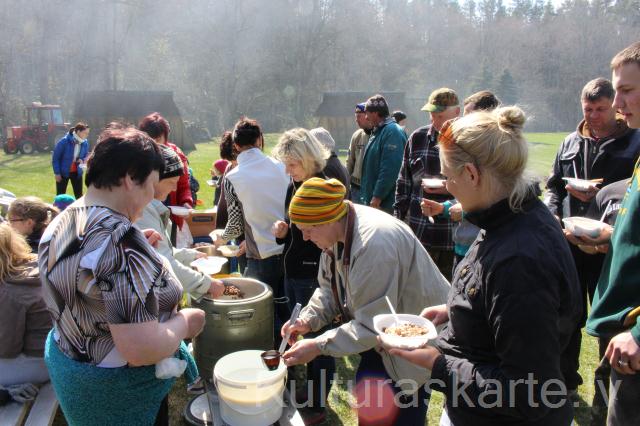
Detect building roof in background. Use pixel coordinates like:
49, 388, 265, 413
315, 91, 406, 117
75, 90, 181, 117
74, 90, 193, 151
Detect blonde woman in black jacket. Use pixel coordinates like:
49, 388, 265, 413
390, 107, 582, 426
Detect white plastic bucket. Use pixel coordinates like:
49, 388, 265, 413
213, 350, 286, 425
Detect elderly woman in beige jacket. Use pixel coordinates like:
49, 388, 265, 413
281, 178, 450, 426
135, 145, 224, 300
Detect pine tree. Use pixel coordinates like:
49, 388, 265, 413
542, 0, 556, 22
496, 69, 518, 105
470, 62, 494, 94
463, 0, 477, 21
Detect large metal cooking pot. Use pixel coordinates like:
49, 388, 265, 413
192, 277, 274, 380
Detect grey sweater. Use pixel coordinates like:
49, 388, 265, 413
135, 199, 211, 300
300, 204, 450, 390
0, 261, 51, 358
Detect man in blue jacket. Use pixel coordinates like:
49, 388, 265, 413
52, 123, 90, 198
360, 94, 407, 213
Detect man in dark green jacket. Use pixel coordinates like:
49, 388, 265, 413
360, 94, 407, 213
581, 41, 640, 426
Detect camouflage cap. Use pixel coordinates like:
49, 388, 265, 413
421, 88, 459, 112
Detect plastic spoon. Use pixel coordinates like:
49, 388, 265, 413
385, 296, 402, 327
279, 303, 302, 354
599, 200, 612, 222
421, 199, 435, 224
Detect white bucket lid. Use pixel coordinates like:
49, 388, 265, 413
213, 350, 286, 389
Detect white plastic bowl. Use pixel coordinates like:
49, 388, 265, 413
168, 205, 192, 217
422, 178, 446, 189
374, 313, 437, 350
562, 177, 599, 192
562, 217, 604, 238
190, 256, 229, 275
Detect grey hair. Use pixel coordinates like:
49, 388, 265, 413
310, 127, 336, 152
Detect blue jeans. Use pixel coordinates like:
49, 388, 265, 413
245, 255, 288, 347
356, 349, 429, 425
351, 185, 362, 204
284, 277, 336, 410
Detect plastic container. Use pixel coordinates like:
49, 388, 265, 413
422, 178, 446, 189
190, 256, 229, 275
562, 177, 599, 192
213, 350, 286, 425
169, 205, 192, 216
374, 313, 437, 350
562, 217, 604, 238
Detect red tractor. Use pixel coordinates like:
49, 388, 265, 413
2, 103, 69, 154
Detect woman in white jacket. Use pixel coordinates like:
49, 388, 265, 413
136, 146, 224, 300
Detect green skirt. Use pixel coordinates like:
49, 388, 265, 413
45, 331, 177, 426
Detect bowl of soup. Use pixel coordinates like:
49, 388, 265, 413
374, 313, 437, 350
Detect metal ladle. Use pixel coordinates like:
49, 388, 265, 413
261, 303, 302, 371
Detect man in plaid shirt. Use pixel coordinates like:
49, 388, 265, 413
394, 88, 460, 280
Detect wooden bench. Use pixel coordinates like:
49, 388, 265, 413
0, 383, 58, 426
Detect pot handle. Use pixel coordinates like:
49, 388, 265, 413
227, 309, 255, 321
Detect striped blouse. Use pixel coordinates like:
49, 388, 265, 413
38, 205, 183, 365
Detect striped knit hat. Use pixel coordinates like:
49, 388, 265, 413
289, 178, 348, 225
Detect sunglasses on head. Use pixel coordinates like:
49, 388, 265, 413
438, 118, 479, 168
437, 118, 458, 147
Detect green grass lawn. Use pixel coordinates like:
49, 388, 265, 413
2, 132, 601, 425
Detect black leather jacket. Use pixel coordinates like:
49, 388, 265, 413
545, 120, 640, 218
276, 174, 325, 279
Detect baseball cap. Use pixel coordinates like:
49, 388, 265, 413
421, 88, 459, 112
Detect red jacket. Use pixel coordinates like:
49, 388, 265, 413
166, 142, 192, 228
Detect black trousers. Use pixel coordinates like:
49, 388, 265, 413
56, 172, 83, 199
564, 245, 606, 391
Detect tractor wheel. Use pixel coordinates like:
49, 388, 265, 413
2, 140, 17, 154
19, 140, 36, 155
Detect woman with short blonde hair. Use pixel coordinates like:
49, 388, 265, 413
390, 106, 583, 426
272, 128, 329, 181
271, 128, 335, 423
